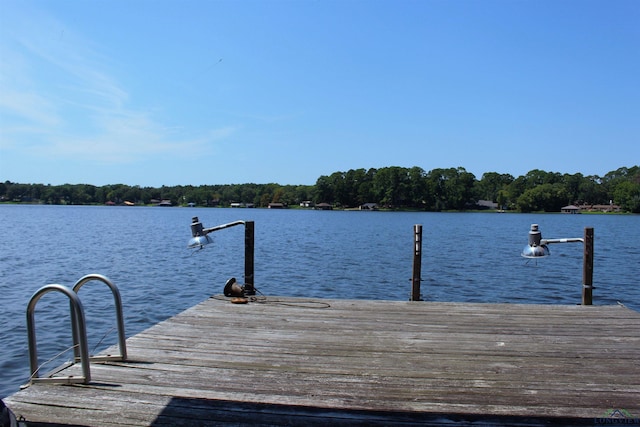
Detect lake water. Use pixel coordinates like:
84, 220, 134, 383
1, 205, 639, 398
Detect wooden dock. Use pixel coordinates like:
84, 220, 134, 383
5, 296, 640, 426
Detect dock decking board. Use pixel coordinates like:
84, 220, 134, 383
5, 297, 640, 426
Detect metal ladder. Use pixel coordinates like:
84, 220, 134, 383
26, 274, 127, 385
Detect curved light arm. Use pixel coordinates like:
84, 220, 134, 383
542, 238, 584, 245
188, 217, 246, 249
202, 220, 245, 235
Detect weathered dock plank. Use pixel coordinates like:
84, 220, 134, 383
5, 297, 640, 426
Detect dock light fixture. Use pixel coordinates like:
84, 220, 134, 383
521, 223, 594, 305
521, 224, 550, 258
188, 217, 255, 296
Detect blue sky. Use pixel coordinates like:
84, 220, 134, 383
1, 0, 638, 187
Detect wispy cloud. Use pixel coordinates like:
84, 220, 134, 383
0, 87, 60, 129
0, 46, 61, 142
41, 113, 237, 163
0, 4, 232, 164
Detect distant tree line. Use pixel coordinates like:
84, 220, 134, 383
314, 166, 640, 213
2, 165, 639, 213
0, 181, 314, 210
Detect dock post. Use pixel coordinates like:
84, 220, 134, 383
582, 227, 594, 305
244, 221, 255, 295
411, 224, 423, 301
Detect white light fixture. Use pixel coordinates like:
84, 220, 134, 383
521, 223, 595, 305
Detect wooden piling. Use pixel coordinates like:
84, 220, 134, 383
244, 220, 255, 295
582, 227, 594, 305
411, 224, 422, 301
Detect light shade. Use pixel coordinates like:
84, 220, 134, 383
521, 244, 550, 258
188, 234, 213, 249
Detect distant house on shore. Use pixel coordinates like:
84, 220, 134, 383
561, 205, 581, 214
580, 203, 621, 213
315, 203, 333, 210
570, 203, 622, 213
476, 200, 498, 210
268, 203, 285, 209
359, 203, 378, 211
158, 200, 172, 207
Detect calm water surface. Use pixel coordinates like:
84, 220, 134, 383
1, 205, 639, 398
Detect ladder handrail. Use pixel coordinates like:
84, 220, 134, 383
26, 284, 91, 384
72, 274, 127, 361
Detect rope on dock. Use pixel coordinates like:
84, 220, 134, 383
210, 290, 331, 309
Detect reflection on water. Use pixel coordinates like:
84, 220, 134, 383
1, 204, 638, 398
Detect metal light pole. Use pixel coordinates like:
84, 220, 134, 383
522, 224, 594, 305
188, 217, 255, 296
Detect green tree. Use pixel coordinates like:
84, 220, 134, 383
426, 167, 476, 210
407, 166, 427, 208
613, 181, 640, 213
6, 183, 30, 201
328, 172, 347, 207
476, 172, 514, 202
0, 181, 8, 199
375, 166, 415, 207
496, 189, 508, 210
294, 185, 313, 205
314, 175, 333, 204
344, 168, 366, 207
577, 175, 606, 205
358, 168, 377, 205
516, 183, 568, 212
